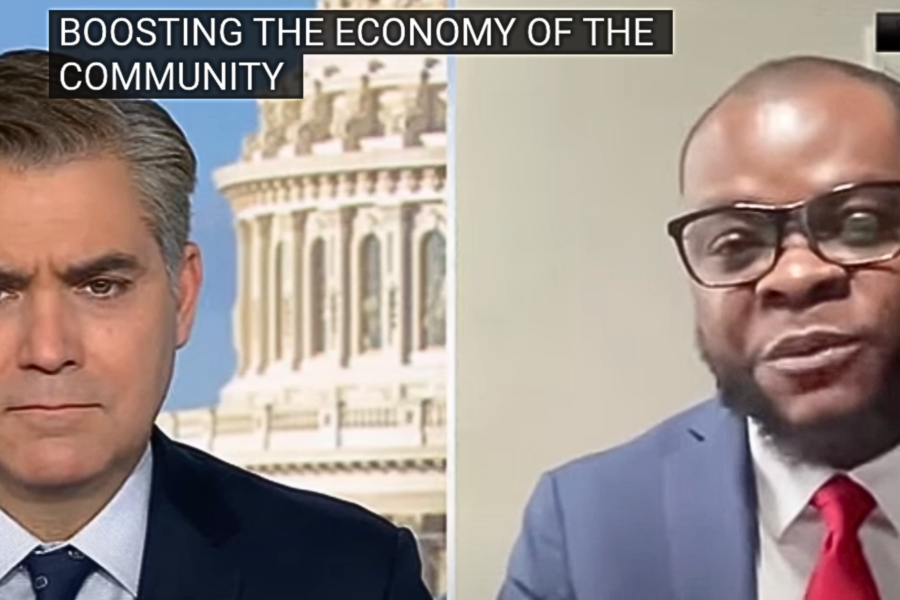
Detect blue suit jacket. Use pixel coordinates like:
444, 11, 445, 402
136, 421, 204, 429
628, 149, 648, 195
498, 398, 760, 600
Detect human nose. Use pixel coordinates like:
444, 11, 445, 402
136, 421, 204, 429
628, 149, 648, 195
755, 233, 850, 310
17, 291, 81, 374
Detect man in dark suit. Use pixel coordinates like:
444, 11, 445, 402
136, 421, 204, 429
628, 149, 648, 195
499, 56, 900, 600
0, 49, 432, 600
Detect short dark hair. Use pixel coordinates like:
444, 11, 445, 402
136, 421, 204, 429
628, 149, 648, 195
678, 55, 900, 192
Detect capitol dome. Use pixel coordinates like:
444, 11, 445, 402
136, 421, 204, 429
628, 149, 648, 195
156, 0, 448, 594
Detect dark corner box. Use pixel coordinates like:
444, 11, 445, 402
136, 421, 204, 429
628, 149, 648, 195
876, 12, 900, 53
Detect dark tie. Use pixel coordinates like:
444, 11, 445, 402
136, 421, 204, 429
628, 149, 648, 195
22, 545, 97, 600
804, 475, 881, 600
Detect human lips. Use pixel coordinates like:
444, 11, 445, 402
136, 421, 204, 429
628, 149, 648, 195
760, 328, 864, 374
7, 403, 99, 412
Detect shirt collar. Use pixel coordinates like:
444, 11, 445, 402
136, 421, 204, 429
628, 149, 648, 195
853, 437, 900, 533
0, 506, 40, 588
749, 417, 900, 539
0, 442, 153, 596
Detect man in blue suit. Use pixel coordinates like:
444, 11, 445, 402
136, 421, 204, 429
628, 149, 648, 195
499, 56, 900, 600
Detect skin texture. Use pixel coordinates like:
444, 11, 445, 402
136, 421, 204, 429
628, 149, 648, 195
682, 73, 900, 469
0, 155, 201, 540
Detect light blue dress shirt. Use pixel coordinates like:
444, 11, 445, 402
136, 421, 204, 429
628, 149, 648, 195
0, 444, 153, 600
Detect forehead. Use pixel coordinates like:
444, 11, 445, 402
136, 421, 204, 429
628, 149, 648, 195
0, 156, 159, 265
682, 78, 900, 207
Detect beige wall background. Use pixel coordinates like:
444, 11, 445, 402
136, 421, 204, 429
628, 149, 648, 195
454, 1, 891, 598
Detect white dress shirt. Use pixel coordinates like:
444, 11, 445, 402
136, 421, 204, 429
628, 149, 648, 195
0, 444, 153, 600
749, 419, 900, 600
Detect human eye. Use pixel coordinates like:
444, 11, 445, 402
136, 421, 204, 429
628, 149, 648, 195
706, 228, 767, 256
811, 186, 900, 248
79, 277, 131, 299
835, 205, 898, 247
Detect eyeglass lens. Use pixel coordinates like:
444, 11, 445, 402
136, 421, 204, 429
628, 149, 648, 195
679, 184, 900, 286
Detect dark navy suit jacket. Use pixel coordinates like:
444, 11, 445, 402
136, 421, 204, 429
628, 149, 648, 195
135, 427, 434, 600
498, 398, 760, 600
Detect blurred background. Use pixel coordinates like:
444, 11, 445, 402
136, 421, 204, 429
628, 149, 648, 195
1, 0, 448, 596
454, 1, 898, 599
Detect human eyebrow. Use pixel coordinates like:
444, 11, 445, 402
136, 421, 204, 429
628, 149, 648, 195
61, 252, 146, 286
0, 265, 31, 290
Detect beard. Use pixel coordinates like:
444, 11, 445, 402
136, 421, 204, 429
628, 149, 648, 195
697, 329, 900, 470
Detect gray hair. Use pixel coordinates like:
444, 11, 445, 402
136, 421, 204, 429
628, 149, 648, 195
0, 49, 196, 285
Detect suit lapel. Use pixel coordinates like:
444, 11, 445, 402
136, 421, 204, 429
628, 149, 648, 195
664, 400, 758, 600
136, 428, 243, 600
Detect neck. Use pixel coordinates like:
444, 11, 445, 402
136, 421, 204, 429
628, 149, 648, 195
0, 453, 143, 542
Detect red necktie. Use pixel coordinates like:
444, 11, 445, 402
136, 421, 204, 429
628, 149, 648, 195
803, 475, 881, 600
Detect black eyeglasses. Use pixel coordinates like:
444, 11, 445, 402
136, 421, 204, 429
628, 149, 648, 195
667, 181, 900, 288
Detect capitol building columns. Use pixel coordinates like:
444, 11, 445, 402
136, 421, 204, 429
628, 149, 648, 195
286, 211, 306, 370
157, 3, 448, 593
336, 207, 354, 365
230, 174, 448, 381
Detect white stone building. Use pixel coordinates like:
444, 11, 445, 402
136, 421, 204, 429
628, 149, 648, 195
155, 0, 448, 594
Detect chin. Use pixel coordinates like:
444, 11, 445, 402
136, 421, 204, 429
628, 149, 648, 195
774, 384, 873, 425
754, 354, 881, 426
7, 438, 111, 491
